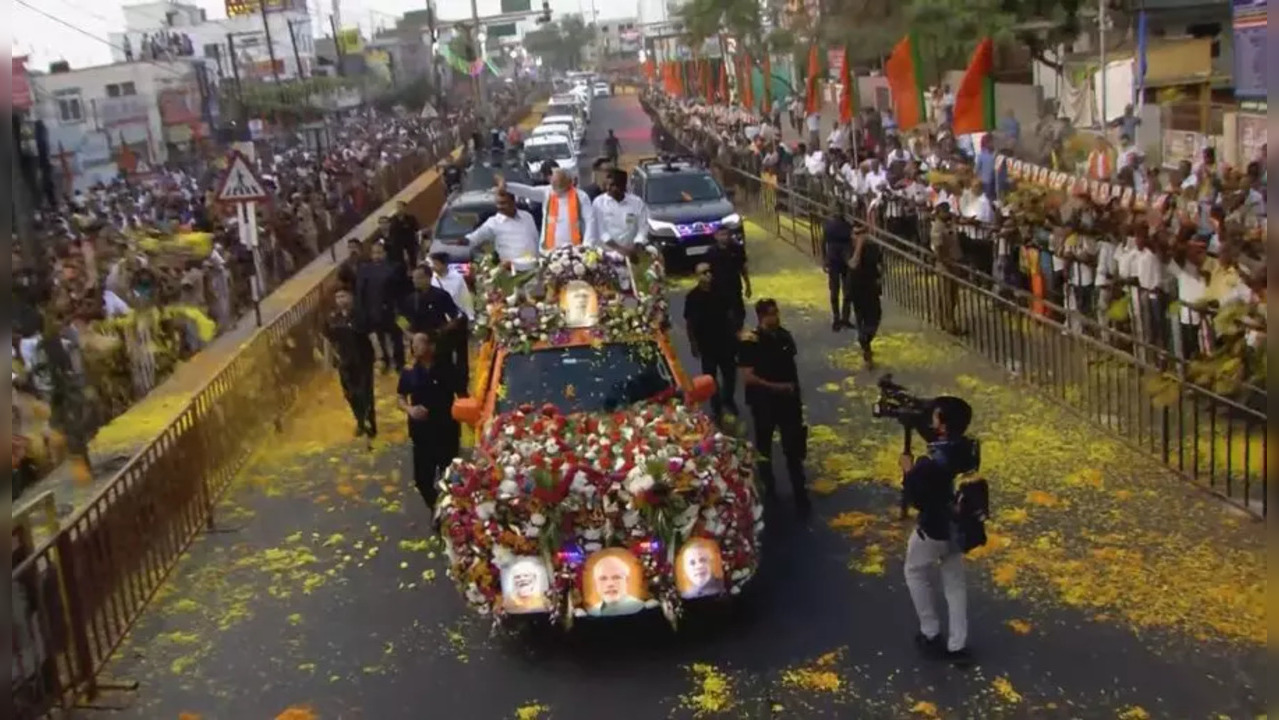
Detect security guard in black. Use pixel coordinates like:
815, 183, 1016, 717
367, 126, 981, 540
739, 298, 810, 514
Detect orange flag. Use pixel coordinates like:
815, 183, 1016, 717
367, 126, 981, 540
718, 61, 728, 104
761, 53, 773, 116
741, 55, 755, 110
884, 34, 927, 130
804, 44, 821, 115
952, 38, 997, 134
838, 46, 855, 124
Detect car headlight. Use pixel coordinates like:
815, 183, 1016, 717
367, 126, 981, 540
721, 213, 742, 227
647, 219, 677, 235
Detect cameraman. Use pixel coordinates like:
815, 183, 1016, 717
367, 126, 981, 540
900, 397, 975, 664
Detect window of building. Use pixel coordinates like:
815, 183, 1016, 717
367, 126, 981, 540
55, 90, 84, 123
204, 43, 222, 59
105, 82, 137, 97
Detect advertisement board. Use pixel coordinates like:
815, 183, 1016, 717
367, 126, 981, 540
1232, 0, 1266, 98
500, 0, 532, 12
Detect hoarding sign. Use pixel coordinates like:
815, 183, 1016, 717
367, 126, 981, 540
1232, 0, 1266, 98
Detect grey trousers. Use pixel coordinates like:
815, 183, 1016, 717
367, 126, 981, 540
904, 529, 968, 652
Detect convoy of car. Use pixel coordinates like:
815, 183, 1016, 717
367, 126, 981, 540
629, 156, 746, 268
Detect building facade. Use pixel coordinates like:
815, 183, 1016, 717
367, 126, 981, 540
108, 0, 317, 83
596, 18, 642, 58
30, 58, 210, 189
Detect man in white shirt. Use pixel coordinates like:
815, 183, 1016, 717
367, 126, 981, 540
427, 252, 475, 321
826, 123, 849, 153
460, 189, 539, 264
1168, 240, 1211, 359
501, 169, 598, 251
805, 111, 821, 149
592, 169, 649, 255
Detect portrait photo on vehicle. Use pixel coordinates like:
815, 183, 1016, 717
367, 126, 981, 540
500, 556, 552, 614
558, 279, 601, 329
582, 548, 649, 616
675, 538, 726, 599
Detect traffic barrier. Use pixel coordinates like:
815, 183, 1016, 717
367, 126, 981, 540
10, 99, 539, 719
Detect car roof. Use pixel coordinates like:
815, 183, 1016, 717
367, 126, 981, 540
542, 114, 576, 122
524, 134, 572, 145
445, 190, 499, 207
637, 162, 709, 177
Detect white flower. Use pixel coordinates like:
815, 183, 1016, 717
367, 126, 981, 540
622, 510, 640, 528
524, 525, 541, 538
492, 545, 515, 567
582, 528, 601, 541
583, 541, 602, 553
624, 468, 655, 496
530, 512, 546, 527
498, 479, 519, 497
476, 501, 497, 520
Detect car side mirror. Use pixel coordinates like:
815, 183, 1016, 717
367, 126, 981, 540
687, 374, 717, 405
452, 397, 482, 425
725, 187, 737, 201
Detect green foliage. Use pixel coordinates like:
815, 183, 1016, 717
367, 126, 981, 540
522, 14, 595, 70
224, 76, 365, 123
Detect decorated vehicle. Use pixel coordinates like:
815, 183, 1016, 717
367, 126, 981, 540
440, 245, 763, 626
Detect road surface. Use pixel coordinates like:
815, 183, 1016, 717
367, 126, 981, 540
99, 95, 1265, 720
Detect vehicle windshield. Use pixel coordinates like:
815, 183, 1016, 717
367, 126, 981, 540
644, 173, 725, 205
547, 104, 578, 117
435, 206, 493, 238
497, 342, 677, 414
543, 117, 576, 128
524, 142, 572, 162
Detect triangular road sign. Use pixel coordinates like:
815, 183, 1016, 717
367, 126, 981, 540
215, 151, 269, 203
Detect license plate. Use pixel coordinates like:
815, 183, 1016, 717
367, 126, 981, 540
686, 245, 710, 256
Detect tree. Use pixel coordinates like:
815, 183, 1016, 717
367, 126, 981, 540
522, 15, 596, 70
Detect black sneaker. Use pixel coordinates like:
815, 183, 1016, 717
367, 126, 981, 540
942, 647, 974, 667
831, 320, 842, 332
914, 632, 944, 656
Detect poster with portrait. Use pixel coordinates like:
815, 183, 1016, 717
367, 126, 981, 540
582, 548, 648, 616
500, 556, 551, 614
675, 539, 726, 599
558, 280, 600, 328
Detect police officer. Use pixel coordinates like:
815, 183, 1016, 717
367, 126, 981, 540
739, 299, 810, 515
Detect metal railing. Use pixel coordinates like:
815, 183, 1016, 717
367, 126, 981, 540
10, 100, 536, 719
715, 163, 1267, 519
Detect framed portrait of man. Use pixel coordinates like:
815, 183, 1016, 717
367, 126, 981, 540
675, 538, 726, 599
582, 548, 648, 617
500, 556, 552, 614
558, 280, 600, 328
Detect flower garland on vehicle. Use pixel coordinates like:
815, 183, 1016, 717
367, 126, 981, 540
471, 246, 669, 352
437, 400, 763, 625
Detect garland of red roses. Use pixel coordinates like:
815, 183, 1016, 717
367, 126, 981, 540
439, 401, 762, 626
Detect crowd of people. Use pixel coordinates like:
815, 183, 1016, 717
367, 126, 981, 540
642, 89, 1267, 393
11, 83, 531, 496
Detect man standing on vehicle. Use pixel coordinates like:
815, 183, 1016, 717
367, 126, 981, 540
705, 227, 752, 331
592, 169, 648, 256
499, 170, 598, 251
460, 189, 540, 264
397, 332, 460, 522
684, 261, 740, 420
739, 299, 810, 515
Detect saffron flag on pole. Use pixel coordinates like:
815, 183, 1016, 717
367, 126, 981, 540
741, 55, 755, 110
838, 44, 855, 124
952, 37, 996, 134
718, 61, 729, 104
884, 33, 927, 130
804, 43, 821, 115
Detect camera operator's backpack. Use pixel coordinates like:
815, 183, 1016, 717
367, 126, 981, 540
952, 477, 989, 554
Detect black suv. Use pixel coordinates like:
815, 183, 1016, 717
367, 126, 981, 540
630, 156, 745, 268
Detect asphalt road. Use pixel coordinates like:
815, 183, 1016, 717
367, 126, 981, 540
100, 95, 1265, 720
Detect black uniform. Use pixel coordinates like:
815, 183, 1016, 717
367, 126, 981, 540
390, 213, 420, 269
849, 241, 884, 356
355, 260, 406, 370
397, 358, 461, 509
399, 286, 467, 393
739, 326, 809, 505
705, 243, 748, 331
324, 307, 377, 436
822, 215, 855, 327
683, 285, 740, 418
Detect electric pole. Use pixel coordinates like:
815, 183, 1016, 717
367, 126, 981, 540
260, 0, 283, 83
470, 0, 488, 120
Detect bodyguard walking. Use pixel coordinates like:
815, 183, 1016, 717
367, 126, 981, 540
848, 230, 884, 369
324, 286, 377, 438
397, 332, 461, 518
823, 208, 855, 331
739, 299, 810, 515
684, 261, 740, 420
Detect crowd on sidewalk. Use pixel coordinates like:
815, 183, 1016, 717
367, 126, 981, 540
11, 83, 530, 495
641, 88, 1266, 391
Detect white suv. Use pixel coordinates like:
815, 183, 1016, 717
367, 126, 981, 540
592, 82, 610, 97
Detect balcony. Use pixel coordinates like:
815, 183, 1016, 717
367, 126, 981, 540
93, 95, 151, 129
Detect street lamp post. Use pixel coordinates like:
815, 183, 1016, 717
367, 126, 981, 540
470, 0, 488, 120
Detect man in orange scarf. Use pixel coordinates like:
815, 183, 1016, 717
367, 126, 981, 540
499, 169, 598, 252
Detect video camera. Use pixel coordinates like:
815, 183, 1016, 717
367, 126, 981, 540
872, 375, 981, 517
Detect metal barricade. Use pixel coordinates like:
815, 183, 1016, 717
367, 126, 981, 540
715, 163, 1267, 518
10, 101, 536, 719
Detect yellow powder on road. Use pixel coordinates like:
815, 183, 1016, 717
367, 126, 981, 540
679, 663, 736, 717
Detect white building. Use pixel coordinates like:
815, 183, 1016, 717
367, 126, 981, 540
108, 0, 317, 83
595, 18, 641, 57
30, 58, 209, 189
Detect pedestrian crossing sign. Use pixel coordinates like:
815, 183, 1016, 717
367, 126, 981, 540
215, 151, 268, 203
